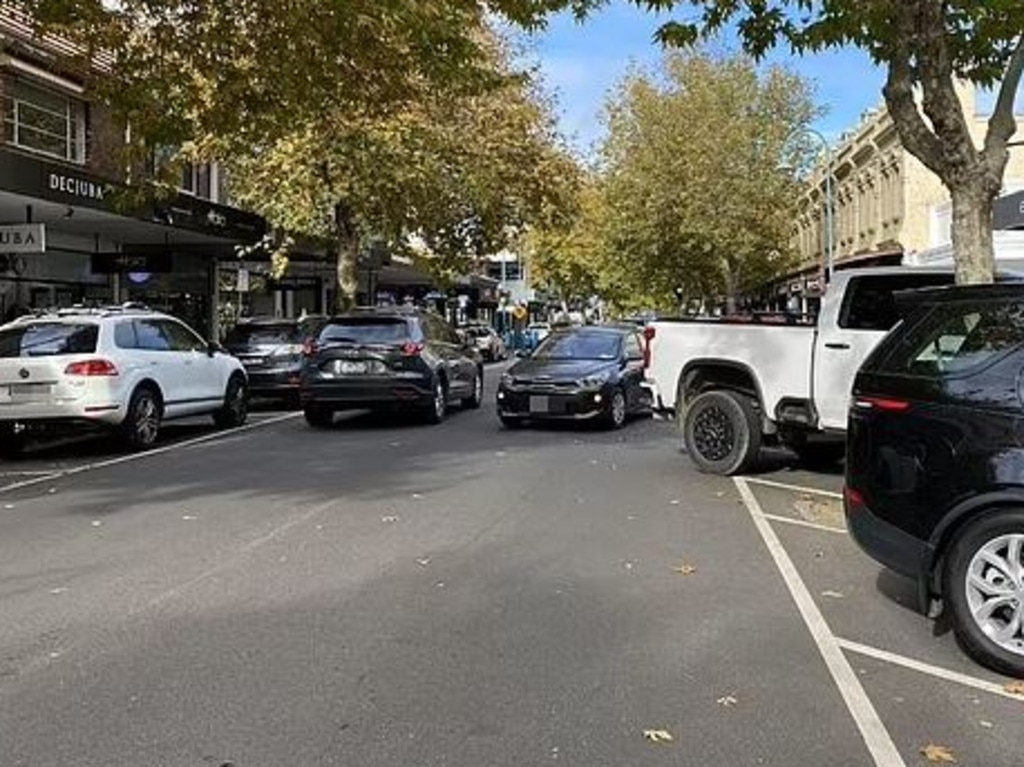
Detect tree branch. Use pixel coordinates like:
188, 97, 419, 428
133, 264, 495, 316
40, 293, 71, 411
984, 35, 1024, 165
881, 4, 946, 178
914, 0, 977, 173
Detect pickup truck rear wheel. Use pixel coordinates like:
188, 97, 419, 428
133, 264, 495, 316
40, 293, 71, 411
683, 390, 761, 475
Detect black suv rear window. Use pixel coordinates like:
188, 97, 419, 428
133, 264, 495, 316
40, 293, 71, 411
225, 323, 301, 346
320, 317, 413, 344
0, 323, 99, 357
883, 300, 1024, 377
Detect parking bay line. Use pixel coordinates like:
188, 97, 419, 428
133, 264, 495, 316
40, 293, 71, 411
836, 637, 1024, 703
761, 512, 847, 534
735, 477, 906, 767
0, 412, 302, 495
743, 476, 844, 500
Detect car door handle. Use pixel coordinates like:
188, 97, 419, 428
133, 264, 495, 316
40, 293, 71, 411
824, 342, 851, 350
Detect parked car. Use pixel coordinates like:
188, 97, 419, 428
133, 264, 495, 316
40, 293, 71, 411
224, 315, 326, 405
0, 305, 248, 457
497, 325, 652, 429
645, 267, 957, 475
300, 308, 483, 427
464, 325, 507, 362
846, 282, 1024, 676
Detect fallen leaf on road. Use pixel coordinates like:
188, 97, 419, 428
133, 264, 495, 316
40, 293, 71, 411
672, 563, 698, 576
90, 520, 102, 527
623, 561, 635, 571
411, 493, 424, 500
47, 488, 56, 494
589, 459, 599, 466
821, 590, 844, 599
715, 491, 726, 498
1004, 680, 1024, 696
813, 551, 825, 559
642, 729, 674, 744
181, 515, 197, 521
416, 557, 431, 567
716, 694, 738, 707
381, 515, 399, 523
3, 504, 14, 510
49, 587, 68, 595
388, 441, 403, 448
434, 581, 445, 589
669, 499, 681, 506
495, 451, 507, 458
979, 720, 994, 729
920, 744, 957, 763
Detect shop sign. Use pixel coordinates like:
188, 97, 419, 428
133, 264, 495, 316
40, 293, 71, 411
48, 172, 106, 201
92, 251, 173, 274
0, 224, 45, 254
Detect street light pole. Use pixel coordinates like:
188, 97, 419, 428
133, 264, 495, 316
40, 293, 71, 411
790, 127, 836, 282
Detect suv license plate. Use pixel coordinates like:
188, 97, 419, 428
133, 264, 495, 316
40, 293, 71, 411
529, 395, 549, 413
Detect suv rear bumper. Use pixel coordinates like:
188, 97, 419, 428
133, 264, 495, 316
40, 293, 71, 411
0, 402, 125, 426
300, 378, 434, 408
845, 495, 934, 610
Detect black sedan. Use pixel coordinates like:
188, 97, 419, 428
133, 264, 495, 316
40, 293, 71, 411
497, 326, 652, 429
224, 315, 326, 405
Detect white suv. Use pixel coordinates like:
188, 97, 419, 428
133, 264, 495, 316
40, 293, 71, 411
0, 306, 248, 457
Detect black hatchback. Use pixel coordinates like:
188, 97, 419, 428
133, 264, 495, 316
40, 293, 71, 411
299, 309, 484, 427
497, 325, 652, 429
846, 283, 1024, 676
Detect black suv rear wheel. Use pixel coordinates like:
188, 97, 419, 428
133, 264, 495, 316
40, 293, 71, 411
304, 404, 334, 428
943, 508, 1024, 677
424, 376, 448, 425
462, 368, 484, 410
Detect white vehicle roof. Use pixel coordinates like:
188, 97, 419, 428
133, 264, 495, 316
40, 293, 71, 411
1, 304, 169, 328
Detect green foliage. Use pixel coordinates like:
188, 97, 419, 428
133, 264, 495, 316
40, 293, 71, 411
598, 51, 817, 308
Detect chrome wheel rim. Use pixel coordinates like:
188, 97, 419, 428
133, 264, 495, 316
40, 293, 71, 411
134, 396, 159, 445
434, 382, 446, 419
692, 405, 734, 462
965, 533, 1024, 656
612, 391, 626, 426
473, 372, 483, 404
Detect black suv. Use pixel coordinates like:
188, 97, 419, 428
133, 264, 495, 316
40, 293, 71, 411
846, 283, 1024, 676
224, 316, 326, 405
299, 309, 484, 427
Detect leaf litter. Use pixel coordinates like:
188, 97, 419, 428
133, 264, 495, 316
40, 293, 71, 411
642, 729, 674, 744
920, 744, 956, 763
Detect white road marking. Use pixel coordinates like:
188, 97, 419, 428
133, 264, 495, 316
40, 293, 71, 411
734, 477, 905, 767
762, 512, 847, 535
0, 412, 301, 495
743, 476, 844, 500
836, 638, 1024, 702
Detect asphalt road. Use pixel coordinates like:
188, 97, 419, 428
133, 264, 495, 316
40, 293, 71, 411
0, 365, 1021, 766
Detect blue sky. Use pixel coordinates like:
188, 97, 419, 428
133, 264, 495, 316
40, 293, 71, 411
526, 3, 887, 156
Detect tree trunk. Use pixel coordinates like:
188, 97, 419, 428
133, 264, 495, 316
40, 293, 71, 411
949, 182, 997, 285
335, 231, 360, 311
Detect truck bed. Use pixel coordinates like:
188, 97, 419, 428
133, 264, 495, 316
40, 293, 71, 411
647, 318, 816, 415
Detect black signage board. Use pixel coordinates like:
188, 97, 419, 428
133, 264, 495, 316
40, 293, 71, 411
92, 251, 174, 274
994, 191, 1024, 230
0, 148, 267, 242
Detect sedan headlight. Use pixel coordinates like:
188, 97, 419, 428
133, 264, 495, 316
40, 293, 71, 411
578, 371, 613, 388
500, 373, 515, 386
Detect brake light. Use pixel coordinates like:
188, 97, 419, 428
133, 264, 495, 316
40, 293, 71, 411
853, 396, 910, 412
642, 325, 656, 341
301, 338, 319, 357
641, 326, 655, 369
844, 486, 865, 508
64, 359, 119, 377
402, 341, 425, 357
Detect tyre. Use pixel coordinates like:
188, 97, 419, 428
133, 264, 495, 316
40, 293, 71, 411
603, 387, 628, 430
682, 390, 761, 475
120, 386, 162, 451
304, 404, 334, 428
462, 368, 484, 410
213, 375, 249, 429
0, 423, 26, 460
942, 509, 1024, 676
500, 415, 524, 429
423, 376, 448, 425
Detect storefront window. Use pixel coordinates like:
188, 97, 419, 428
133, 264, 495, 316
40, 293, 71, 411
180, 162, 213, 199
3, 80, 86, 163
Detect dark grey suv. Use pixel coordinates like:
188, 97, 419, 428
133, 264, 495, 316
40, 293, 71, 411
299, 309, 484, 427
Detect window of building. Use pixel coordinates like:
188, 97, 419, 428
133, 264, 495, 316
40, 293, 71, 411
181, 162, 213, 199
485, 260, 522, 282
3, 80, 86, 163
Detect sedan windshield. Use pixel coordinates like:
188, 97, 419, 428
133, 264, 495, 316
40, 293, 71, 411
533, 332, 620, 360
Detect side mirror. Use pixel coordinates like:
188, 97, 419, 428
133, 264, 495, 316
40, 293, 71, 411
515, 349, 529, 358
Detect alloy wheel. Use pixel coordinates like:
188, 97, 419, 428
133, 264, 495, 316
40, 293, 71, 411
965, 533, 1024, 656
692, 405, 734, 462
134, 395, 160, 446
611, 390, 626, 427
434, 381, 446, 420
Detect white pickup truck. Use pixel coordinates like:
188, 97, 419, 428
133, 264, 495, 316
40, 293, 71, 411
646, 267, 955, 475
